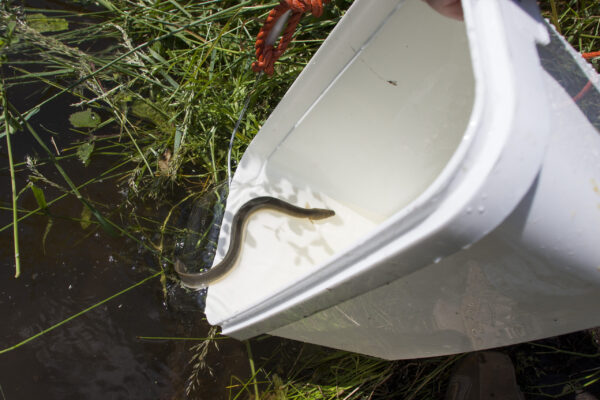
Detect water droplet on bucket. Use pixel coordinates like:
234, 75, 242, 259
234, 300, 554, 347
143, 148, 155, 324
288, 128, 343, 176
466, 207, 473, 215
433, 256, 442, 264
477, 206, 485, 214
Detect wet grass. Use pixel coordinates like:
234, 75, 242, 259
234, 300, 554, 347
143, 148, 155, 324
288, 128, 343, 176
196, 333, 600, 399
252, 343, 463, 400
0, 0, 599, 399
2, 1, 312, 200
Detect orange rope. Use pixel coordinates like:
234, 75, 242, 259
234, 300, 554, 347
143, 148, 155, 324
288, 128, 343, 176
572, 81, 592, 103
252, 0, 330, 75
572, 51, 599, 102
582, 51, 600, 60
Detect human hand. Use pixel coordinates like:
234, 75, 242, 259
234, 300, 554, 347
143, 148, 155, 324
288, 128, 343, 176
423, 0, 463, 20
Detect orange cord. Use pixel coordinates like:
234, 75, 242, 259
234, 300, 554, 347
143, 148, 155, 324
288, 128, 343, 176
572, 51, 599, 102
252, 0, 330, 75
582, 51, 600, 60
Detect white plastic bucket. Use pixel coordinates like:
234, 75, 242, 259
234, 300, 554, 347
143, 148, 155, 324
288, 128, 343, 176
204, 0, 600, 359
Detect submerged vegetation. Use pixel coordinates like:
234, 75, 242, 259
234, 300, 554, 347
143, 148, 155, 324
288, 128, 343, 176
0, 0, 599, 398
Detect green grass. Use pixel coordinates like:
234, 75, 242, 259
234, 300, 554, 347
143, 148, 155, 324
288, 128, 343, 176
1, 0, 349, 204
542, 0, 600, 71
253, 344, 463, 400
0, 0, 599, 399
541, 0, 600, 77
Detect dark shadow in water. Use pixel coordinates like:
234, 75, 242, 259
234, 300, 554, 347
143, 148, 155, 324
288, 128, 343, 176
175, 185, 228, 273
171, 183, 228, 312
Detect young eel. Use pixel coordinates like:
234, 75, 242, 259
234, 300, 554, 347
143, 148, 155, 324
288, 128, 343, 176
174, 196, 335, 289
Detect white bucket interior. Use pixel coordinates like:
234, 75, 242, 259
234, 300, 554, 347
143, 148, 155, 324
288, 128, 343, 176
206, 1, 476, 322
265, 1, 474, 222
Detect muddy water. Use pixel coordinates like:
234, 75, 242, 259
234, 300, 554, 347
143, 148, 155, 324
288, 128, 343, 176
0, 88, 252, 400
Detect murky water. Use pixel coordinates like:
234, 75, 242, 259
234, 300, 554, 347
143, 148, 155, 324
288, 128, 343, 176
0, 80, 251, 400
0, 2, 279, 397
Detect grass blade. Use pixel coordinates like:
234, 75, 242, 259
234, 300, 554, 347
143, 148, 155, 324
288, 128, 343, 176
1, 81, 21, 277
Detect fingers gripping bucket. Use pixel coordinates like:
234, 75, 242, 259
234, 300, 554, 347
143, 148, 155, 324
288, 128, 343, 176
203, 0, 600, 359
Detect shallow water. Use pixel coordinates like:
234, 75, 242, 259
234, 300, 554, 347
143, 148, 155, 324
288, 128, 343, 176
0, 67, 250, 400
0, 129, 253, 400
